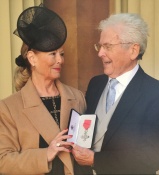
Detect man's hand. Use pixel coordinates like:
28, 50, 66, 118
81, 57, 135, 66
72, 144, 94, 166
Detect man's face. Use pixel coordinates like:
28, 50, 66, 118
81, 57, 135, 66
97, 27, 138, 78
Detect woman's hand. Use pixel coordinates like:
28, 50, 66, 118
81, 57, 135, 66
47, 129, 73, 162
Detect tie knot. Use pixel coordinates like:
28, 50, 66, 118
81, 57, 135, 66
109, 78, 118, 89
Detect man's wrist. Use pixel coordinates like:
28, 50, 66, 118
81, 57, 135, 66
91, 163, 94, 168
90, 151, 95, 167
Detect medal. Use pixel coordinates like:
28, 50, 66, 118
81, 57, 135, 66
81, 120, 91, 141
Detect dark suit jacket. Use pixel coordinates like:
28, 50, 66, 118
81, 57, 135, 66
75, 66, 159, 175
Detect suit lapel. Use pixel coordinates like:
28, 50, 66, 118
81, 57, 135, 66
102, 67, 145, 146
86, 75, 108, 114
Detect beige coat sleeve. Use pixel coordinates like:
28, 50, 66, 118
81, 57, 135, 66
0, 100, 50, 175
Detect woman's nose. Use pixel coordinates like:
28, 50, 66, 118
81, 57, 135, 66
56, 54, 63, 64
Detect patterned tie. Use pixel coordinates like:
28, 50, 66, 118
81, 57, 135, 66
106, 78, 118, 113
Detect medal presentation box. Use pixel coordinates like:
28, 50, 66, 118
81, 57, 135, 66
67, 109, 96, 148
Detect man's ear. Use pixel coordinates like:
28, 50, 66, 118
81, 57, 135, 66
27, 51, 36, 67
130, 43, 140, 60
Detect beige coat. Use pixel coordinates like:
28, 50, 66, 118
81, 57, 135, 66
0, 79, 86, 175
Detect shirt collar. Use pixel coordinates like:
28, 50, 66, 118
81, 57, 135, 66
108, 64, 139, 87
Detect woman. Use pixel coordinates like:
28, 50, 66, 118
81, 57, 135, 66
0, 5, 86, 175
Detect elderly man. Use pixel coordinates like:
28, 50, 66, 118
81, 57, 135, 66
72, 13, 159, 175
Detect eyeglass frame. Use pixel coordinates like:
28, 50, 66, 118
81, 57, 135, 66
94, 42, 133, 52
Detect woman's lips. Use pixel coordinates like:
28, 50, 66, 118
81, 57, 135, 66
54, 68, 61, 71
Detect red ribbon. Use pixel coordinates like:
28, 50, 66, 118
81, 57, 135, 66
83, 120, 91, 130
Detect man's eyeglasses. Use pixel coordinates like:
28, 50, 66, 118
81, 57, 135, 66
94, 42, 132, 52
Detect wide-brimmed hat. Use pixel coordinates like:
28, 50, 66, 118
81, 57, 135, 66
14, 4, 67, 52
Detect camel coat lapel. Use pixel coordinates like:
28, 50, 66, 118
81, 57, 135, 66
21, 79, 80, 175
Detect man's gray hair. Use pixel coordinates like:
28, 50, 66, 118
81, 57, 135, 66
98, 13, 149, 59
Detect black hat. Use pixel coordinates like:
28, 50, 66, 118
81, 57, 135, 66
14, 5, 67, 52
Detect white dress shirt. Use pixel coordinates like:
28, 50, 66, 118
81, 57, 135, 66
109, 64, 139, 102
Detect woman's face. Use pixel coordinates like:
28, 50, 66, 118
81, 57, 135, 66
30, 47, 64, 81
